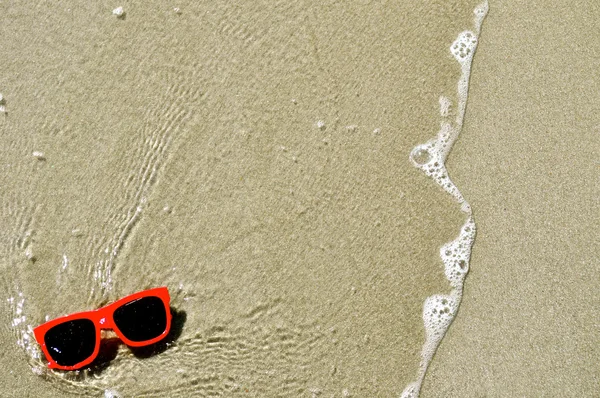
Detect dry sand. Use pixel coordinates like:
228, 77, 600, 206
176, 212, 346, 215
0, 1, 480, 397
422, 1, 600, 396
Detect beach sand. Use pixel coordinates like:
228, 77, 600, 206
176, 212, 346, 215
421, 1, 600, 396
0, 1, 481, 397
2, 1, 596, 397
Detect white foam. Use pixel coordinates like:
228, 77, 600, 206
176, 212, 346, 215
423, 294, 458, 340
112, 6, 125, 18
438, 96, 451, 117
105, 389, 122, 398
450, 31, 478, 65
400, 383, 418, 398
8, 292, 41, 361
402, 2, 488, 396
442, 217, 475, 289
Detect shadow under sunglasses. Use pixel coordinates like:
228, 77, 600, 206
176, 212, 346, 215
65, 306, 187, 375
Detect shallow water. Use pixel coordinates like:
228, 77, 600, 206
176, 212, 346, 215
0, 1, 480, 396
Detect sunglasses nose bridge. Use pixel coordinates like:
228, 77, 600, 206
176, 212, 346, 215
97, 314, 115, 330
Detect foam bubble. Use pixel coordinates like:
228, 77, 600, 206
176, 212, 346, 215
112, 6, 125, 18
439, 96, 451, 117
441, 217, 475, 289
423, 294, 457, 339
402, 2, 488, 396
411, 147, 432, 165
409, 129, 469, 211
105, 389, 122, 398
451, 31, 478, 64
400, 383, 418, 398
473, 2, 489, 28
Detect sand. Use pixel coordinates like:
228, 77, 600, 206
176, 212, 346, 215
0, 1, 479, 397
421, 1, 600, 396
1, 1, 597, 397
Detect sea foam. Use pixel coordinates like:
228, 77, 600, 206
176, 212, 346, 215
402, 2, 488, 397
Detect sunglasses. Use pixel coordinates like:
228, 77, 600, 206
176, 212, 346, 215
33, 287, 172, 371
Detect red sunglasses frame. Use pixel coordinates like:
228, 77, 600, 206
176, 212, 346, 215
33, 287, 172, 371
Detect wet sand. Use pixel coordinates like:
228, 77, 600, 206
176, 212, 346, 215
422, 1, 600, 396
4, 1, 595, 397
0, 1, 479, 397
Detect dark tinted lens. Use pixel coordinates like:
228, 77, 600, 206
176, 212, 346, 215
113, 296, 168, 342
44, 319, 96, 367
